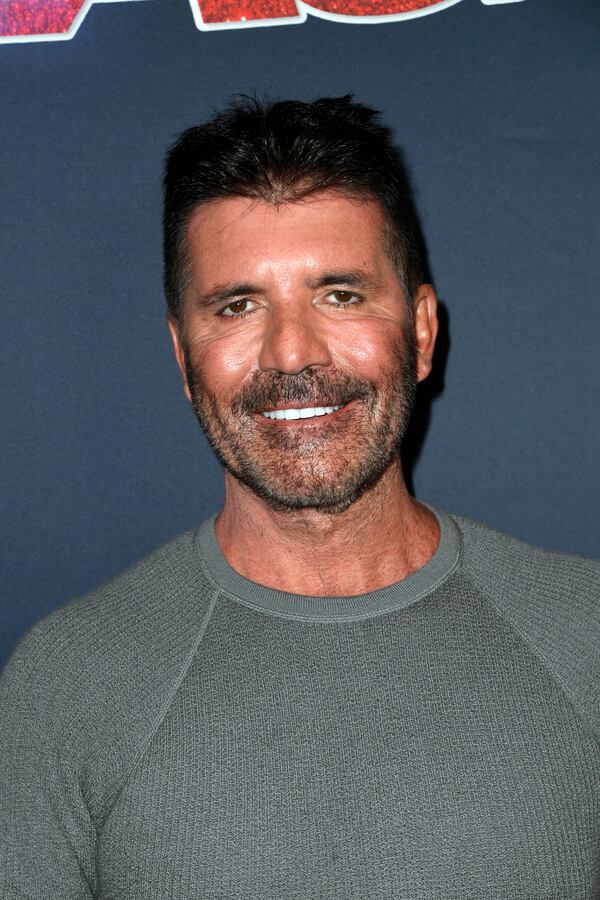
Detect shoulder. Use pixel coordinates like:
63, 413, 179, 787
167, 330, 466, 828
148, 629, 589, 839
3, 526, 216, 687
0, 526, 219, 817
451, 512, 600, 609
450, 511, 600, 737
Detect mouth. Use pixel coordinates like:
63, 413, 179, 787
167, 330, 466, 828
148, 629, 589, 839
254, 402, 350, 424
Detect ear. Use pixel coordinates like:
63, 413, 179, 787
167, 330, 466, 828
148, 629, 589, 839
166, 313, 192, 402
412, 284, 438, 383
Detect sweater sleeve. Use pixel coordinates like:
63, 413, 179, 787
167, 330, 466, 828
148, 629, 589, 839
454, 513, 600, 747
0, 528, 218, 899
0, 621, 97, 900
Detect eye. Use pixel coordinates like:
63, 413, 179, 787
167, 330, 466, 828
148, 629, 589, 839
325, 290, 362, 308
220, 298, 257, 318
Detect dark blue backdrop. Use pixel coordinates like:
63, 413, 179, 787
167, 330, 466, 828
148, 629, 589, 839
1, 0, 599, 667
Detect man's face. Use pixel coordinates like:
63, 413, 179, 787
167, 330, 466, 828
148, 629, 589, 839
169, 190, 436, 513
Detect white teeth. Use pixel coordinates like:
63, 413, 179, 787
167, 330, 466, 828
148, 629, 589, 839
261, 404, 343, 421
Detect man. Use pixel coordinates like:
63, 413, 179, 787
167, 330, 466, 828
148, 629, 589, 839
1, 96, 598, 899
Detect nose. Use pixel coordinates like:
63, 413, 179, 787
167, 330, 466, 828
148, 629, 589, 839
258, 306, 332, 374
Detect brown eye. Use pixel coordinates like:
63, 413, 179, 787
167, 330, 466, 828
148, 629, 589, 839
221, 299, 256, 317
326, 290, 360, 307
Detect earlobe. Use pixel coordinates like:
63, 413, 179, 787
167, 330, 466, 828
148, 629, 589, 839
166, 313, 192, 402
412, 284, 438, 383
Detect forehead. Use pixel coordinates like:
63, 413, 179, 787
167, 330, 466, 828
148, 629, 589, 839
185, 190, 393, 285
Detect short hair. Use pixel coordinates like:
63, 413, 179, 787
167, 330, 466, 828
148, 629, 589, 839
163, 95, 426, 322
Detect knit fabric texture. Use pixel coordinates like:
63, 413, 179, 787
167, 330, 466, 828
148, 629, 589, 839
1, 507, 599, 899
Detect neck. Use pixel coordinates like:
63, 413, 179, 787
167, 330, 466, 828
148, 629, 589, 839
214, 461, 440, 597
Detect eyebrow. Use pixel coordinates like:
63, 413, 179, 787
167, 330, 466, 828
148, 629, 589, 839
194, 282, 264, 308
306, 270, 382, 291
193, 269, 382, 309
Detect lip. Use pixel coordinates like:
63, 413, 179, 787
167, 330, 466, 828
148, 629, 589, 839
252, 400, 353, 426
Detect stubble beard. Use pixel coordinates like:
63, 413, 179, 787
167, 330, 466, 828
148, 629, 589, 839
184, 334, 417, 515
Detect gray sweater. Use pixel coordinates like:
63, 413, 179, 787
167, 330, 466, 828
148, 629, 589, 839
1, 507, 599, 899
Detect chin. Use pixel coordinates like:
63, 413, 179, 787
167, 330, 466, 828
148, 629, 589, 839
229, 457, 396, 515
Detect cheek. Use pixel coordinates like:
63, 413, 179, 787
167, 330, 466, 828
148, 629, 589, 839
187, 327, 259, 394
329, 320, 403, 372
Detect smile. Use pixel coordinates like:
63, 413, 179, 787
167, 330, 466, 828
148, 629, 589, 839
260, 404, 344, 421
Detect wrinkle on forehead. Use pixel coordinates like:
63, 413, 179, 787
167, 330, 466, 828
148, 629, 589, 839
186, 189, 383, 243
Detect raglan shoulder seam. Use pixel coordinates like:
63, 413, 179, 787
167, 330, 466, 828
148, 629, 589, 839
98, 584, 221, 829
462, 568, 600, 751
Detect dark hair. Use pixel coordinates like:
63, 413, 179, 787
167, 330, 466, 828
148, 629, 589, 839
163, 95, 426, 322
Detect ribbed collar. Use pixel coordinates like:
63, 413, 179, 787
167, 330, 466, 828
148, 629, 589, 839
194, 504, 461, 622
